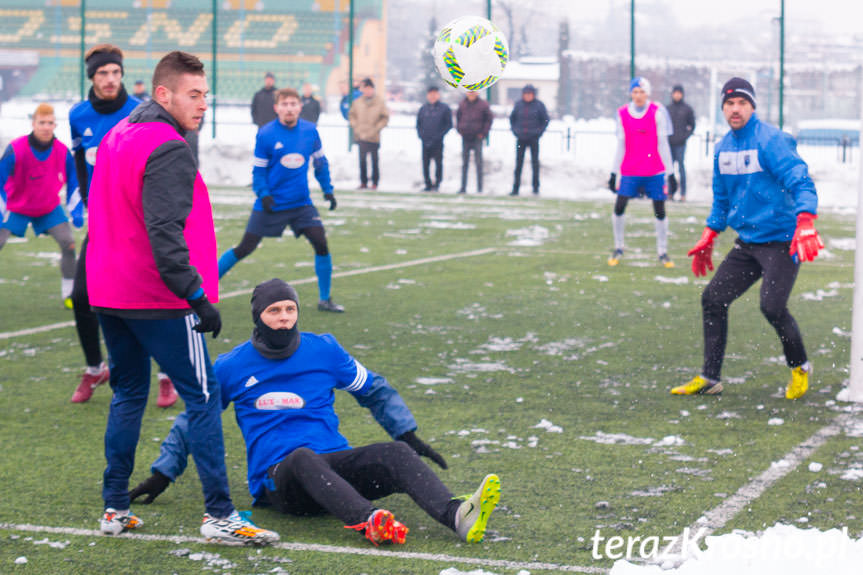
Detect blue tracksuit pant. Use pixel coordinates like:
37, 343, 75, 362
98, 313, 233, 517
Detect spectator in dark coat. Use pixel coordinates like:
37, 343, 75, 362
300, 83, 322, 124
667, 84, 695, 201
415, 86, 452, 191
509, 84, 550, 196
455, 91, 492, 194
251, 72, 277, 128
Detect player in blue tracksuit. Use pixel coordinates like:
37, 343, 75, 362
129, 279, 502, 545
672, 78, 823, 399
66, 44, 151, 405
218, 87, 344, 313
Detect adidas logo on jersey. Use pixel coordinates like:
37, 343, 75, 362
274, 142, 284, 150
244, 376, 260, 388
83, 127, 93, 137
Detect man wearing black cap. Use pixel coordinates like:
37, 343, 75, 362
673, 77, 824, 399
667, 85, 695, 201
67, 45, 181, 408
416, 86, 452, 191
129, 278, 502, 546
251, 72, 277, 129
509, 84, 549, 196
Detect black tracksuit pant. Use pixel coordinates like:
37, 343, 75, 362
264, 441, 460, 528
701, 239, 807, 380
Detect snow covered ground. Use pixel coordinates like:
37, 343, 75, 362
1, 98, 858, 212
2, 97, 861, 575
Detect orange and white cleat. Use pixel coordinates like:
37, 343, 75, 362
345, 509, 408, 546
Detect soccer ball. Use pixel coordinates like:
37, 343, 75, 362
433, 16, 508, 92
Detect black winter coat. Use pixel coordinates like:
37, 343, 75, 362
667, 100, 695, 146
509, 99, 550, 141
416, 101, 452, 145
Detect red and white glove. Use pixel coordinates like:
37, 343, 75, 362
789, 212, 824, 263
687, 227, 719, 277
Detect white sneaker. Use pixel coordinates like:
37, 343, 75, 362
455, 474, 501, 543
100, 508, 143, 535
201, 510, 280, 546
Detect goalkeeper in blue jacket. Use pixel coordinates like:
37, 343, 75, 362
218, 88, 344, 313
129, 278, 502, 546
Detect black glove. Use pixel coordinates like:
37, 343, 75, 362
668, 174, 678, 196
189, 294, 222, 338
324, 192, 337, 211
128, 470, 171, 504
608, 172, 617, 193
397, 430, 448, 469
261, 195, 275, 213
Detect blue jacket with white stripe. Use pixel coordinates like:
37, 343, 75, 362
707, 113, 817, 244
151, 332, 417, 503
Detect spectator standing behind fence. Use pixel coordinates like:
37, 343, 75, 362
300, 83, 321, 124
456, 91, 492, 195
349, 78, 389, 190
416, 86, 452, 192
133, 80, 150, 102
667, 84, 695, 201
252, 72, 277, 129
509, 84, 549, 196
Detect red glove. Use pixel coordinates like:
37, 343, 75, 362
789, 213, 824, 263
687, 227, 719, 277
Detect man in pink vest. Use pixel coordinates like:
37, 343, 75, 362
0, 103, 81, 303
607, 77, 675, 268
86, 51, 279, 546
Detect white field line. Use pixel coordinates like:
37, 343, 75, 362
662, 411, 856, 559
0, 248, 497, 341
0, 522, 607, 574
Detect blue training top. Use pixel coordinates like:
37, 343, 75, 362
252, 118, 333, 211
69, 95, 141, 191
708, 113, 817, 244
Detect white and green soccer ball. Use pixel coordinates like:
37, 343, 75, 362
433, 16, 508, 92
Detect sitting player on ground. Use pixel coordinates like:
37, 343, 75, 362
0, 103, 81, 307
129, 278, 501, 545
217, 88, 344, 313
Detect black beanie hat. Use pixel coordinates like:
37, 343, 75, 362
86, 50, 124, 79
721, 77, 756, 109
251, 278, 299, 323
672, 84, 684, 95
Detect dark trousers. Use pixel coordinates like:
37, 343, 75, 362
461, 137, 483, 192
513, 138, 540, 193
71, 235, 103, 367
670, 143, 687, 197
358, 141, 380, 186
264, 442, 458, 528
422, 142, 443, 188
701, 239, 807, 380
98, 313, 233, 517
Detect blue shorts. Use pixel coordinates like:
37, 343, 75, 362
618, 175, 667, 201
246, 204, 323, 238
1, 205, 68, 237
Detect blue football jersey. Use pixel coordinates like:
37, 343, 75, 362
215, 332, 373, 499
69, 95, 140, 190
252, 118, 333, 211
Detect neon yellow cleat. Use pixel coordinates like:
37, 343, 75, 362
608, 249, 623, 267
64, 297, 74, 310
786, 364, 810, 399
659, 254, 675, 268
455, 474, 501, 543
671, 375, 723, 396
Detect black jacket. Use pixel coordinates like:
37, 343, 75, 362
300, 95, 321, 124
456, 97, 493, 140
509, 98, 550, 141
105, 100, 203, 317
416, 101, 452, 145
667, 99, 695, 146
251, 86, 277, 127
